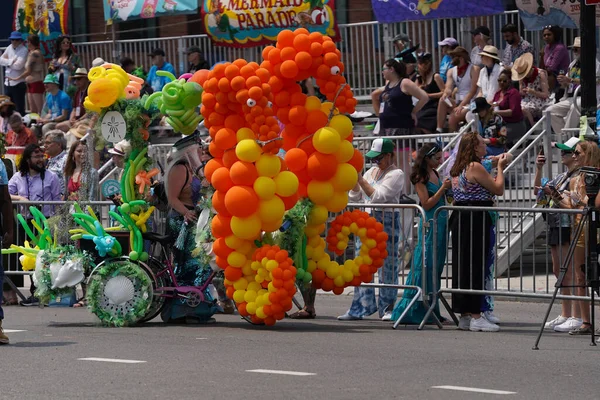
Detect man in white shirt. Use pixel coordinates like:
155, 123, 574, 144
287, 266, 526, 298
0, 32, 28, 115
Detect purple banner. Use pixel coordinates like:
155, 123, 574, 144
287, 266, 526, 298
372, 0, 505, 23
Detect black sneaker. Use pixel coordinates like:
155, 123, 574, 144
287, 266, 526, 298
19, 296, 40, 307
569, 324, 593, 335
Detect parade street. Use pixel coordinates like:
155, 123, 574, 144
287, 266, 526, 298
2, 295, 599, 400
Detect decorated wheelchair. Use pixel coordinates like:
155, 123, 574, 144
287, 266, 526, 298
4, 28, 391, 327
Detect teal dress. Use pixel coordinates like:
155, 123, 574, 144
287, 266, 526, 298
391, 179, 448, 324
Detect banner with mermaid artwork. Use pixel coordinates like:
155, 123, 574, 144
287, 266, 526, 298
201, 0, 339, 48
13, 0, 70, 60
371, 0, 504, 23
104, 0, 199, 23
515, 0, 600, 30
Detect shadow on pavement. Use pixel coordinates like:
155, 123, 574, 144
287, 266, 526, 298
10, 341, 77, 348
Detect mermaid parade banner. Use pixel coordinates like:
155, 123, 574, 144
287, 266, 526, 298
104, 0, 200, 23
13, 0, 70, 60
201, 0, 339, 48
372, 0, 504, 23
515, 0, 600, 30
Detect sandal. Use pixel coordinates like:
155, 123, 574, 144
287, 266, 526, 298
287, 309, 316, 319
73, 299, 87, 308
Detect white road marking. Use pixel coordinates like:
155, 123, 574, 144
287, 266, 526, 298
4, 329, 26, 333
246, 369, 316, 376
196, 337, 208, 340
78, 357, 146, 364
432, 385, 516, 395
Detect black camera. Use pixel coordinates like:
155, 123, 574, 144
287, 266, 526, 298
581, 166, 600, 197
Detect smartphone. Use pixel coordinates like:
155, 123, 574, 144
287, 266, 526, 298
539, 146, 544, 156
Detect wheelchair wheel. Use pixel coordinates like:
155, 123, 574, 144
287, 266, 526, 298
86, 258, 154, 327
139, 257, 171, 323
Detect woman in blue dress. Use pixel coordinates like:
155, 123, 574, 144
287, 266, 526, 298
391, 143, 451, 324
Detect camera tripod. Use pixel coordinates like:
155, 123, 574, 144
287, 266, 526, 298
533, 202, 599, 350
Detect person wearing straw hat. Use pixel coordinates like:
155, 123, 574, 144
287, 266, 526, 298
56, 68, 97, 134
0, 31, 28, 115
546, 37, 600, 135
39, 74, 72, 136
107, 140, 131, 181
476, 45, 502, 104
436, 46, 480, 133
511, 53, 552, 127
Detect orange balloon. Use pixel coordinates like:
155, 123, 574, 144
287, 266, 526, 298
284, 148, 307, 172
293, 34, 310, 52
280, 47, 297, 61
307, 152, 337, 180
204, 158, 224, 182
222, 149, 239, 168
225, 267, 243, 282
288, 106, 307, 126
229, 161, 258, 185
280, 60, 299, 79
209, 141, 224, 158
224, 186, 259, 217
277, 30, 295, 48
281, 191, 299, 210
190, 69, 210, 87
348, 149, 365, 172
212, 237, 233, 258
214, 128, 237, 149
295, 51, 312, 70
211, 167, 234, 192
211, 189, 230, 217
212, 214, 233, 237
224, 64, 241, 80
305, 110, 328, 133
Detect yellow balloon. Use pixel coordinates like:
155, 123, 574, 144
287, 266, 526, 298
231, 214, 262, 240
224, 234, 244, 250
88, 78, 120, 108
258, 196, 285, 223
233, 289, 246, 303
246, 302, 257, 315
331, 163, 358, 192
262, 218, 283, 232
227, 251, 247, 268
334, 140, 355, 163
304, 223, 324, 238
247, 281, 262, 292
233, 279, 248, 290
244, 290, 258, 303
330, 115, 353, 139
308, 205, 329, 225
305, 96, 322, 111
235, 139, 262, 163
273, 171, 299, 197
313, 127, 341, 154
256, 307, 267, 319
237, 127, 255, 142
307, 180, 334, 205
326, 191, 349, 213
320, 102, 338, 116
256, 154, 281, 177
253, 176, 276, 200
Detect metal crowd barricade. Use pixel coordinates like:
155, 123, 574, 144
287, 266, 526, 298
423, 205, 592, 329
339, 203, 438, 327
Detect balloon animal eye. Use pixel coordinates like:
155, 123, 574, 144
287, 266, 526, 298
267, 101, 273, 108
330, 66, 341, 75
247, 99, 257, 107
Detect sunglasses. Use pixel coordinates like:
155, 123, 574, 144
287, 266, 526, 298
573, 150, 581, 156
560, 150, 573, 156
371, 154, 386, 162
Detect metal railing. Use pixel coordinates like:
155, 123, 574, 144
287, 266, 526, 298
424, 205, 592, 329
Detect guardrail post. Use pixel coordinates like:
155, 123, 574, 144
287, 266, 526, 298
177, 37, 186, 76
543, 110, 553, 179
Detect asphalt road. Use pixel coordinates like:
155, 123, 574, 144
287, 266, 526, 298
2, 295, 600, 400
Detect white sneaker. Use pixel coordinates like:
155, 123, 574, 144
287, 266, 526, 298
545, 315, 568, 330
457, 315, 472, 330
470, 316, 500, 332
381, 312, 392, 321
337, 312, 362, 321
554, 317, 583, 332
483, 311, 500, 324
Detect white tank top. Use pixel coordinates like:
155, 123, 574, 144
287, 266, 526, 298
453, 64, 473, 101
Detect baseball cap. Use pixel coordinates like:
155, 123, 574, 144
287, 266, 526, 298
149, 48, 166, 57
43, 74, 59, 85
366, 138, 395, 158
187, 46, 202, 55
471, 26, 491, 37
555, 137, 580, 151
392, 33, 410, 43
438, 37, 458, 47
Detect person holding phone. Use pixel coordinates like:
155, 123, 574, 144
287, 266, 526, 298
534, 137, 580, 331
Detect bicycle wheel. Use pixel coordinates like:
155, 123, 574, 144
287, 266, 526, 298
139, 256, 170, 323
87, 258, 154, 327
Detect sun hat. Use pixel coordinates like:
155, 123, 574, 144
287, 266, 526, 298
478, 45, 500, 61
511, 53, 534, 81
448, 46, 470, 60
569, 37, 581, 49
43, 74, 60, 85
108, 140, 131, 156
71, 68, 89, 79
68, 124, 88, 139
8, 31, 23, 41
555, 137, 581, 151
366, 138, 395, 158
91, 57, 105, 67
438, 37, 458, 47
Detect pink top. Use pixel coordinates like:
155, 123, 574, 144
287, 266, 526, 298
543, 43, 570, 75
